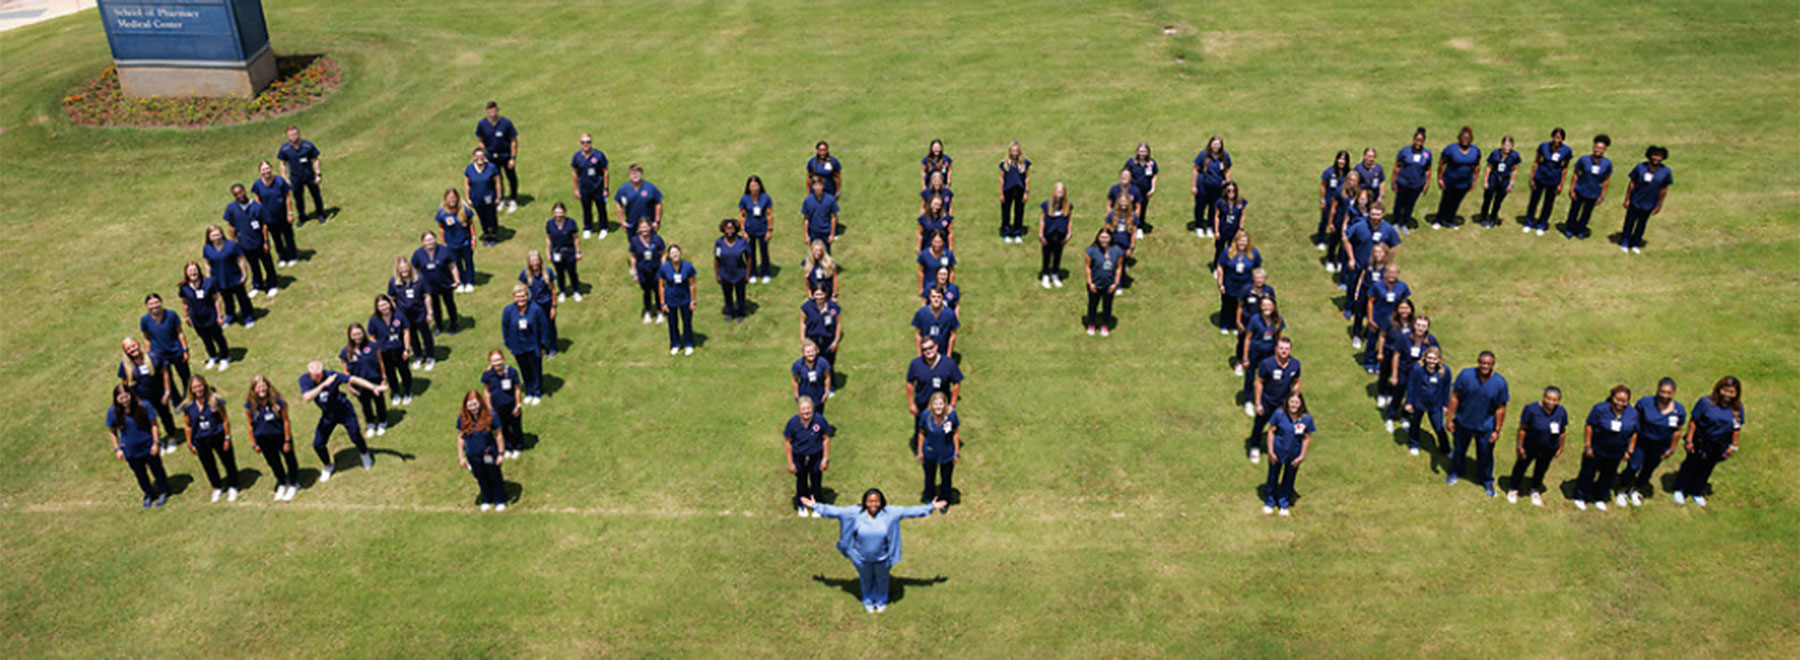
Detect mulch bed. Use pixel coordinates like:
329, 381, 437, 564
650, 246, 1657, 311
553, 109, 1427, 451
63, 55, 340, 128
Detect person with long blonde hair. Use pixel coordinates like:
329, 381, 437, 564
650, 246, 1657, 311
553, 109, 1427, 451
180, 375, 239, 502
1037, 182, 1072, 288
802, 239, 839, 300
998, 141, 1031, 243
117, 337, 179, 447
1212, 231, 1262, 335
387, 258, 436, 371
244, 375, 300, 501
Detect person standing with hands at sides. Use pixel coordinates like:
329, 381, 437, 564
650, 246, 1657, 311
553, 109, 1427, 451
1262, 391, 1313, 516
912, 287, 960, 357
502, 284, 550, 403
918, 232, 956, 292
793, 342, 833, 414
436, 189, 477, 292
106, 384, 169, 508
658, 245, 699, 356
411, 232, 462, 335
1432, 126, 1481, 229
921, 171, 955, 217
715, 219, 751, 323
1213, 231, 1262, 336
1574, 385, 1639, 511
917, 194, 954, 251
369, 295, 414, 406
1673, 376, 1746, 507
922, 267, 960, 310
627, 221, 667, 324
922, 138, 952, 189
178, 263, 230, 371
802, 240, 840, 300
298, 360, 383, 478
1324, 170, 1363, 279
740, 176, 775, 283
1192, 135, 1232, 238
1124, 142, 1158, 235
998, 141, 1031, 243
1619, 377, 1684, 505
181, 375, 239, 502
1355, 147, 1385, 203
465, 148, 503, 248
1445, 351, 1509, 496
801, 177, 840, 252
203, 225, 255, 328
1619, 145, 1673, 254
1233, 268, 1276, 375
244, 375, 300, 501
916, 391, 962, 506
1563, 134, 1612, 239
801, 489, 946, 613
276, 125, 325, 224
252, 161, 299, 267
1403, 346, 1452, 457
338, 323, 389, 436
801, 286, 842, 369
1391, 127, 1432, 232
1240, 298, 1285, 412
806, 141, 842, 199
614, 164, 664, 233
1316, 150, 1352, 249
1477, 135, 1521, 228
1106, 169, 1140, 240
388, 259, 437, 370
520, 252, 559, 358
1212, 180, 1248, 267
1084, 227, 1124, 336
1382, 313, 1436, 431
139, 293, 192, 395
118, 337, 180, 449
1524, 128, 1573, 235
1343, 201, 1398, 302
785, 396, 833, 518
1505, 386, 1567, 506
456, 391, 509, 511
1345, 242, 1390, 346
1038, 182, 1072, 288
479, 350, 525, 460
1249, 338, 1303, 463
906, 338, 963, 421
1362, 264, 1411, 376
569, 133, 610, 239
224, 183, 278, 298
544, 202, 583, 301
474, 101, 519, 213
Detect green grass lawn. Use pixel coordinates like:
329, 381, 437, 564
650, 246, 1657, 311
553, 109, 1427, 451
3, 1, 1797, 656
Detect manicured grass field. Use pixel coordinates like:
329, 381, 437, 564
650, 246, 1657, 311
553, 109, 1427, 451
2, 1, 1797, 656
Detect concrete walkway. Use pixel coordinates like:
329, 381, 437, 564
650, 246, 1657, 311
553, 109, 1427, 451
0, 0, 95, 32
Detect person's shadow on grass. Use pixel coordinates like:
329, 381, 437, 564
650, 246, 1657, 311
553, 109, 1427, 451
811, 573, 948, 605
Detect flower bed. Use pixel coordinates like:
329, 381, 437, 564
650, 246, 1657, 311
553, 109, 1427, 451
63, 55, 340, 128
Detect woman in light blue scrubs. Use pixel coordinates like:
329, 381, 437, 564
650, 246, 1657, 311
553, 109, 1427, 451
802, 488, 946, 613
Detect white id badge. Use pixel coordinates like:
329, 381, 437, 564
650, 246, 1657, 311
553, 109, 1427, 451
251, 220, 260, 229
1385, 292, 1396, 302
673, 274, 684, 284
427, 262, 437, 270
406, 290, 416, 299
931, 377, 942, 388
299, 158, 309, 164
715, 247, 722, 257
1498, 164, 1507, 172
752, 206, 762, 216
552, 252, 562, 263
1410, 346, 1421, 358
643, 250, 652, 260
199, 420, 211, 430
1235, 263, 1245, 274
814, 268, 825, 280
1293, 423, 1306, 434
1668, 416, 1679, 428
1374, 231, 1384, 241
1412, 154, 1423, 163
138, 365, 152, 375
1591, 165, 1601, 175
1550, 422, 1560, 433
806, 371, 817, 383
943, 422, 953, 433
501, 379, 512, 390
517, 318, 528, 330
1272, 369, 1284, 380
587, 167, 597, 176
822, 163, 832, 172
824, 314, 834, 326
930, 325, 940, 336
319, 392, 329, 402
1551, 152, 1562, 162
1609, 420, 1622, 432
1144, 164, 1154, 175
1643, 172, 1653, 182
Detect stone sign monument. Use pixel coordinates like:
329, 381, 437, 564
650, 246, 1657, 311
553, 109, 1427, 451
96, 0, 275, 98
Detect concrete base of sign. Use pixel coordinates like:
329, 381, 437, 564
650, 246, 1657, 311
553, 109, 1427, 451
117, 47, 276, 98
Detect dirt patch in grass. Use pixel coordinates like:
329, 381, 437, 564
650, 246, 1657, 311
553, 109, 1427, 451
63, 55, 340, 128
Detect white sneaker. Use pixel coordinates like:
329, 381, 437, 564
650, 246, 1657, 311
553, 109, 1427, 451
1278, 508, 1291, 517
865, 605, 876, 614
1262, 505, 1275, 515
1693, 495, 1707, 507
1134, 228, 1144, 240
227, 488, 239, 502
1233, 365, 1244, 377
1430, 223, 1440, 231
211, 488, 223, 502
798, 506, 809, 518
1086, 326, 1096, 336
597, 229, 608, 240
248, 289, 261, 298
495, 503, 507, 512
1522, 226, 1531, 234
1614, 494, 1628, 508
1099, 327, 1110, 337
558, 293, 567, 303
656, 314, 666, 324
266, 287, 279, 298
1531, 493, 1544, 507
1197, 229, 1206, 238
481, 503, 493, 512
1376, 396, 1389, 409
1243, 402, 1255, 417
506, 200, 518, 213
683, 346, 694, 356
583, 230, 593, 239
243, 319, 255, 329
1631, 247, 1642, 255
410, 359, 423, 370
1536, 228, 1546, 236
1352, 337, 1364, 350
318, 466, 333, 483
642, 312, 653, 324
404, 395, 414, 405
1053, 276, 1064, 288
809, 509, 821, 518
1409, 447, 1420, 456
1620, 245, 1630, 254
670, 347, 680, 356
1385, 420, 1396, 433
390, 396, 400, 407
204, 358, 216, 370
1574, 499, 1587, 511
1629, 491, 1643, 507
1248, 448, 1260, 463
1040, 276, 1051, 289
1401, 419, 1411, 430
573, 292, 583, 302
217, 358, 230, 372
1315, 243, 1326, 252
1594, 501, 1608, 511
1219, 327, 1231, 335
1506, 491, 1517, 503
274, 487, 285, 501
425, 359, 436, 371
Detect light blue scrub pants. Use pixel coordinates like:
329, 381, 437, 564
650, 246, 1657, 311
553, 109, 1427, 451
853, 560, 891, 606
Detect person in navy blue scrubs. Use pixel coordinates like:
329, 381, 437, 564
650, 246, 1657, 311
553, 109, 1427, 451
918, 195, 953, 251
569, 133, 610, 238
998, 141, 1031, 243
1084, 227, 1124, 336
244, 374, 300, 501
1038, 182, 1072, 287
475, 101, 519, 213
1477, 135, 1521, 228
298, 360, 383, 478
1213, 231, 1261, 335
465, 148, 503, 247
1524, 128, 1572, 234
203, 225, 255, 328
922, 267, 959, 311
139, 292, 191, 398
225, 183, 279, 297
1124, 142, 1159, 232
411, 232, 462, 335
1574, 385, 1639, 511
740, 175, 774, 283
369, 294, 414, 406
806, 141, 842, 199
1618, 377, 1685, 505
178, 262, 230, 372
1355, 147, 1384, 203
1240, 297, 1284, 409
1382, 312, 1436, 431
922, 138, 952, 189
1345, 241, 1389, 351
502, 284, 550, 401
716, 219, 751, 322
1563, 134, 1612, 238
801, 177, 839, 251
658, 245, 699, 355
1391, 127, 1432, 231
802, 241, 839, 300
252, 161, 299, 267
918, 232, 956, 293
457, 390, 509, 511
1316, 150, 1351, 248
479, 350, 525, 461
1106, 169, 1140, 241
792, 341, 833, 414
1233, 268, 1275, 374
436, 189, 477, 291
544, 203, 583, 301
1363, 264, 1411, 376
118, 337, 179, 446
1505, 386, 1567, 506
905, 338, 962, 419
1212, 180, 1248, 267
338, 323, 390, 437
1249, 338, 1302, 463
1261, 390, 1313, 516
1344, 204, 1400, 331
276, 125, 326, 224
1433, 126, 1481, 229
801, 286, 842, 369
1673, 376, 1745, 507
1192, 135, 1231, 238
1445, 351, 1509, 496
912, 287, 960, 358
921, 171, 955, 217
1371, 296, 1417, 411
1403, 346, 1452, 456
107, 384, 169, 507
785, 396, 833, 517
520, 252, 558, 358
388, 258, 436, 370
614, 164, 664, 233
627, 221, 667, 324
181, 375, 239, 502
916, 391, 962, 506
1325, 170, 1363, 279
1619, 145, 1673, 253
